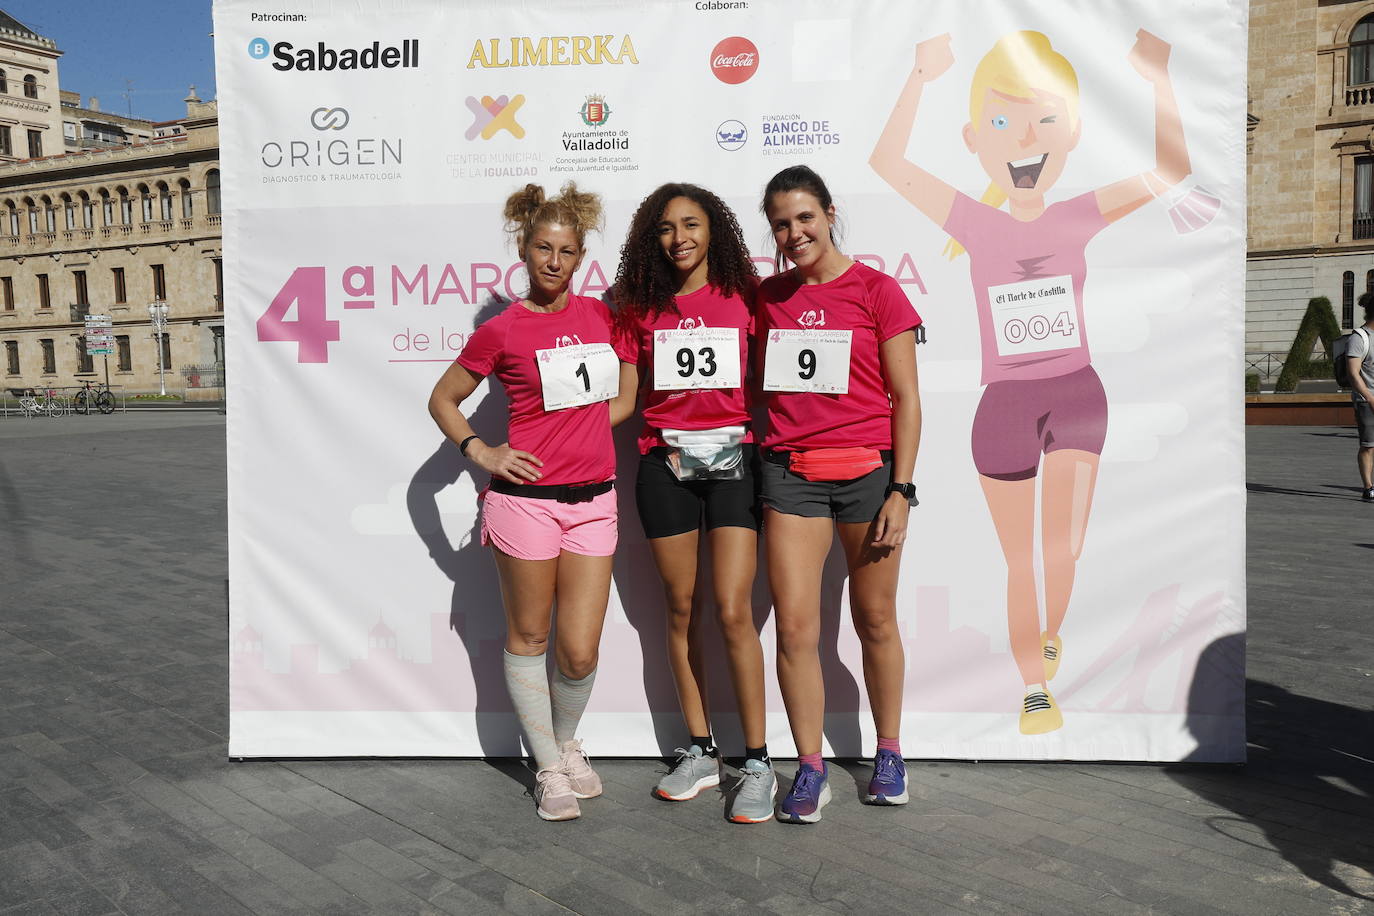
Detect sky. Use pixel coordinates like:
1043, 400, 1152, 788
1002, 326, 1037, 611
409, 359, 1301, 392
4, 1, 217, 123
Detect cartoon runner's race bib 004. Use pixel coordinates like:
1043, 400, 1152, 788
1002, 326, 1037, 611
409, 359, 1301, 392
986, 275, 1081, 357
652, 327, 742, 391
535, 342, 620, 411
762, 329, 852, 394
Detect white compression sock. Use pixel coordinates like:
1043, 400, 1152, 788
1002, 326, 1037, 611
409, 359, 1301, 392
551, 667, 597, 746
503, 650, 559, 769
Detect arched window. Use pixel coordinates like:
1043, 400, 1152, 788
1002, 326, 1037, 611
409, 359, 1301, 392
178, 178, 192, 218
205, 170, 221, 216
22, 197, 35, 234
1343, 270, 1356, 327
3, 200, 14, 237
60, 193, 74, 230
79, 191, 93, 229
157, 181, 172, 220
137, 183, 152, 222
41, 195, 55, 233
1353, 16, 1374, 85
117, 187, 132, 225
22, 75, 36, 99
99, 188, 112, 226
0, 69, 8, 95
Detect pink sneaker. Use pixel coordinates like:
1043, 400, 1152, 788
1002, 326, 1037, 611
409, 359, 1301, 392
534, 767, 580, 821
558, 739, 602, 799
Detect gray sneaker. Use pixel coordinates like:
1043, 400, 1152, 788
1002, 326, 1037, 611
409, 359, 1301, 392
727, 758, 777, 823
654, 745, 721, 801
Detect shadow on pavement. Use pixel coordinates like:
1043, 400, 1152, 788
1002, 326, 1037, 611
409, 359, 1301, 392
1173, 634, 1374, 900
1246, 482, 1362, 500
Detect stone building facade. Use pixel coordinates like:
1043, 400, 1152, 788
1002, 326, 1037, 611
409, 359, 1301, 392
1248, 0, 1374, 357
0, 11, 62, 164
0, 12, 222, 401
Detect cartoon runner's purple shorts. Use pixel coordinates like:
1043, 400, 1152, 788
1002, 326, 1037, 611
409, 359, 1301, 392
971, 364, 1107, 480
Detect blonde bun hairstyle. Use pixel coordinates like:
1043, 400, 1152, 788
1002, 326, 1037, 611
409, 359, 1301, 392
503, 181, 604, 252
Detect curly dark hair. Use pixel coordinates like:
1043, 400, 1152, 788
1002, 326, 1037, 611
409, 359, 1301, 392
610, 183, 757, 334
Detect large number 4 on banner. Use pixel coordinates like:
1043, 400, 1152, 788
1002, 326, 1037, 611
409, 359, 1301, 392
256, 266, 340, 363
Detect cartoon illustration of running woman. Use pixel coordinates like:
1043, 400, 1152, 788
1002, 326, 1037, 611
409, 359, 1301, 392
870, 29, 1192, 734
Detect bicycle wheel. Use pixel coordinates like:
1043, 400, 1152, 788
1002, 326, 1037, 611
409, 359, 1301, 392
95, 390, 115, 415
73, 390, 90, 415
45, 399, 64, 418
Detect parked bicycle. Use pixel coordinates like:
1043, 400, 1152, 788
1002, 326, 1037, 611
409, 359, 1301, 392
13, 387, 67, 418
72, 379, 116, 415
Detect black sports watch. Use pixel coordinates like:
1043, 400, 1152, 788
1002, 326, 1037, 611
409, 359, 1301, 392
885, 481, 918, 506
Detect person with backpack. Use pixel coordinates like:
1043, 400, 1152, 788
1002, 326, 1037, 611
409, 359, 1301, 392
1345, 292, 1374, 502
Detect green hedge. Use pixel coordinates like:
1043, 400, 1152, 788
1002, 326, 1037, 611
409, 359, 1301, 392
1274, 297, 1341, 392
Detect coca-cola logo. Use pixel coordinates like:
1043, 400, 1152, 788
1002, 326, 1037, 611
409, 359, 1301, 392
710, 36, 758, 84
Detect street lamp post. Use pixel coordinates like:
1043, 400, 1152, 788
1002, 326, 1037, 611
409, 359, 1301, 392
148, 301, 168, 396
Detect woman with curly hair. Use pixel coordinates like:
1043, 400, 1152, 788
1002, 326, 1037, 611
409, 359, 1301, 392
429, 182, 638, 821
610, 183, 773, 823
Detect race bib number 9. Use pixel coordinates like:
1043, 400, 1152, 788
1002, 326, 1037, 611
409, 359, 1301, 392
763, 329, 852, 394
987, 275, 1081, 357
535, 342, 620, 411
652, 328, 742, 391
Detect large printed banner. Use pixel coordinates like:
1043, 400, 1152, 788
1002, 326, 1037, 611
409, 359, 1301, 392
217, 0, 1247, 760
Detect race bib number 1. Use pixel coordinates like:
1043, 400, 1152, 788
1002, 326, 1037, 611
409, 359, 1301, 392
987, 275, 1080, 357
535, 342, 620, 411
652, 328, 742, 391
762, 329, 852, 394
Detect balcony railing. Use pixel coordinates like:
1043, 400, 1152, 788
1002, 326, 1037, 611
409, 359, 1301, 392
1347, 85, 1374, 106
1356, 213, 1374, 240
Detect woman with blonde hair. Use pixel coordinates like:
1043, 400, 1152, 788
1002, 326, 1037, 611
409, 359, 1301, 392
870, 29, 1192, 734
429, 182, 637, 819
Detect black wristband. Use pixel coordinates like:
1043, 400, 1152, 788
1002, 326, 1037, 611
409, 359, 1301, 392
458, 435, 480, 457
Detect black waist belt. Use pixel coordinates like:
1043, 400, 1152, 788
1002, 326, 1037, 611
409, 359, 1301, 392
488, 478, 613, 504
763, 448, 892, 468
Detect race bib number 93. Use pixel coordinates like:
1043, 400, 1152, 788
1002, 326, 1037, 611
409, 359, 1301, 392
652, 328, 742, 391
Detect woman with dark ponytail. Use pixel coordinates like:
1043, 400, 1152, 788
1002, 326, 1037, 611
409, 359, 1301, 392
756, 165, 922, 824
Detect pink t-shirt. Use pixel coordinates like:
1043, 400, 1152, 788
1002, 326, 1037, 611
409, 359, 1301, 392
758, 261, 921, 451
457, 295, 636, 486
621, 284, 755, 454
944, 191, 1108, 385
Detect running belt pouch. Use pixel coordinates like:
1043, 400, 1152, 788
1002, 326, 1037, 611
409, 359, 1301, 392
662, 426, 746, 481
788, 446, 884, 482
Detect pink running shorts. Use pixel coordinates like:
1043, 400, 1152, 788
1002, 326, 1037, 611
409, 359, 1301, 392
480, 487, 618, 561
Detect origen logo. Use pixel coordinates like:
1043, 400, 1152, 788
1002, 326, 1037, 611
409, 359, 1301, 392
248, 37, 271, 59
710, 36, 757, 84
715, 119, 746, 151
310, 107, 349, 131
465, 94, 526, 140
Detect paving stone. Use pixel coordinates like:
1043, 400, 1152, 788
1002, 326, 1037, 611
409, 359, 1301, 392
1, 414, 1371, 915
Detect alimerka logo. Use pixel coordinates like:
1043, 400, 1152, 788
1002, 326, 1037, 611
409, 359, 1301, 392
467, 35, 639, 68
262, 39, 420, 71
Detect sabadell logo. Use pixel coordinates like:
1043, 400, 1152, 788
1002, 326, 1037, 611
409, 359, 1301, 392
710, 36, 757, 84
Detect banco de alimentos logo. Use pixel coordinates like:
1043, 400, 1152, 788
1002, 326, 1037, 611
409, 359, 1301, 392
715, 119, 746, 151
466, 95, 526, 140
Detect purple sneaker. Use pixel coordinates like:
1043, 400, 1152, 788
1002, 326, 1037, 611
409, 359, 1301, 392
777, 763, 831, 824
865, 749, 909, 805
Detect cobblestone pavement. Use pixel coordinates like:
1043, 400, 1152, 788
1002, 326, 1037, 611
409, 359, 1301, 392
0, 415, 1369, 914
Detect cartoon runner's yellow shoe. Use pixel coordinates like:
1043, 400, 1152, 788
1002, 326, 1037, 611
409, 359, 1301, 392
1041, 632, 1062, 681
1019, 686, 1063, 735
